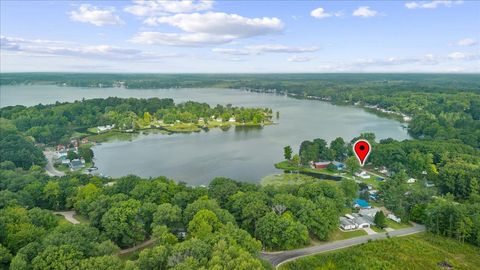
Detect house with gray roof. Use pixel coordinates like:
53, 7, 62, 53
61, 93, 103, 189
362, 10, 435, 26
69, 159, 85, 171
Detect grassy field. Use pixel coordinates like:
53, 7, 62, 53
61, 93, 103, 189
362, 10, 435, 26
279, 233, 480, 270
261, 173, 324, 186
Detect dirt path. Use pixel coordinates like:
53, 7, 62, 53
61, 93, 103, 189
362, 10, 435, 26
118, 239, 155, 255
54, 211, 80, 224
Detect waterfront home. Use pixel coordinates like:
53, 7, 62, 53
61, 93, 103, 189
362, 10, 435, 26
58, 156, 71, 165
355, 171, 371, 179
379, 167, 390, 175
69, 159, 85, 171
97, 124, 115, 133
56, 149, 68, 159
331, 161, 345, 170
56, 144, 66, 151
313, 161, 330, 169
228, 117, 236, 122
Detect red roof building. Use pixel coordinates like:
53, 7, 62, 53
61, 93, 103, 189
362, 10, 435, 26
313, 161, 330, 169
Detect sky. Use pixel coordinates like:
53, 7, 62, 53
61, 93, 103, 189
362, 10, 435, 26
1, 0, 479, 73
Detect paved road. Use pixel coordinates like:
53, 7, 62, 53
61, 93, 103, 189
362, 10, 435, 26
43, 151, 65, 177
261, 223, 425, 268
54, 211, 80, 224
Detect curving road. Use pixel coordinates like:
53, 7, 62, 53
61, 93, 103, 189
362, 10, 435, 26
43, 151, 65, 177
261, 223, 425, 268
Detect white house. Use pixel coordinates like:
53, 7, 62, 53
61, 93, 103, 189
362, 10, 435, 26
355, 171, 371, 179
407, 178, 416, 184
340, 217, 356, 230
351, 214, 371, 228
228, 117, 236, 122
97, 124, 115, 133
340, 213, 373, 230
388, 213, 401, 223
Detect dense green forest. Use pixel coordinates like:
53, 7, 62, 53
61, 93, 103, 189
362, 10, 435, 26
0, 97, 272, 145
0, 166, 351, 269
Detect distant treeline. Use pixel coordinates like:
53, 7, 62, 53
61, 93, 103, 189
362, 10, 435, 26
2, 73, 480, 93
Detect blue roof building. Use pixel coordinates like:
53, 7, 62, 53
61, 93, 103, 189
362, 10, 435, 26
354, 199, 371, 209
331, 161, 345, 170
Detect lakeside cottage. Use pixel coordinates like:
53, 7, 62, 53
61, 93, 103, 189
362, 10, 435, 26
312, 161, 345, 170
69, 159, 85, 171
313, 161, 330, 169
97, 124, 115, 133
355, 171, 371, 179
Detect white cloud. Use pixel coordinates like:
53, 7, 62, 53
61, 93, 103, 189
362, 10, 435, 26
310, 7, 343, 19
212, 44, 319, 55
124, 0, 213, 16
146, 12, 283, 35
0, 36, 177, 61
448, 51, 479, 60
130, 32, 234, 46
131, 12, 284, 46
69, 4, 124, 26
456, 38, 478, 47
352, 6, 379, 18
287, 55, 315, 62
405, 1, 463, 9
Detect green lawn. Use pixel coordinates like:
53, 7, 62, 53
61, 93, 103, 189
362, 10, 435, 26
279, 233, 480, 270
385, 219, 412, 230
330, 229, 368, 241
371, 226, 386, 233
261, 173, 337, 187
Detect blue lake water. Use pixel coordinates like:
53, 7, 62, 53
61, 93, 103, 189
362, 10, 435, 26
1, 85, 410, 184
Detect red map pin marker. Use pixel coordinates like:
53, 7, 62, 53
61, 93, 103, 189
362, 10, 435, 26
353, 140, 371, 166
